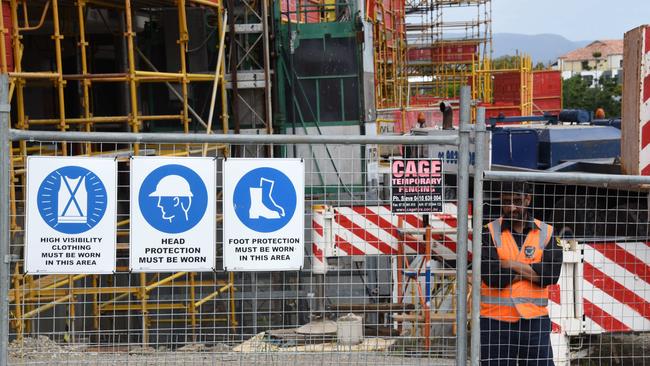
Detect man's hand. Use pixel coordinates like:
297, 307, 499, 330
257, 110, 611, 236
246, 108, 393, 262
504, 260, 526, 274
500, 260, 516, 270
500, 259, 540, 284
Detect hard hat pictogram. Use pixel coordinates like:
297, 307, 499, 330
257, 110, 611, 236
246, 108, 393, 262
138, 164, 208, 234
148, 175, 194, 197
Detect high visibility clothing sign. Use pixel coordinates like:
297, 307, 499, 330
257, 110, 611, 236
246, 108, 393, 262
25, 157, 117, 274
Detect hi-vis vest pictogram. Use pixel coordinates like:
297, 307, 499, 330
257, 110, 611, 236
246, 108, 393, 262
480, 218, 553, 322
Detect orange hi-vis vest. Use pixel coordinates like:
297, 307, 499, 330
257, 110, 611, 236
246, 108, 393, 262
480, 218, 554, 322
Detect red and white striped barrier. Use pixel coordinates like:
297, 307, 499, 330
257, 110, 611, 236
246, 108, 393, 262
581, 241, 650, 333
311, 205, 650, 337
311, 203, 468, 274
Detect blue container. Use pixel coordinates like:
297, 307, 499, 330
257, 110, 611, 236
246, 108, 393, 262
537, 126, 620, 168
491, 129, 539, 169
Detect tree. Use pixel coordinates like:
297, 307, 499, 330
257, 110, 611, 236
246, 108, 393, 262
592, 51, 603, 87
534, 62, 546, 70
562, 75, 622, 118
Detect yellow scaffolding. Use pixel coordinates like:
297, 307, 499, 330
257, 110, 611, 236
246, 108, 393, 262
405, 0, 492, 107
369, 0, 407, 110
5, 0, 236, 342
482, 54, 534, 117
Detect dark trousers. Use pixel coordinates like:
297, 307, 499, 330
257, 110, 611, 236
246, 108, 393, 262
480, 316, 554, 366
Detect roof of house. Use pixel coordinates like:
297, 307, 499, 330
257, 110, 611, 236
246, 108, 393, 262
559, 40, 624, 61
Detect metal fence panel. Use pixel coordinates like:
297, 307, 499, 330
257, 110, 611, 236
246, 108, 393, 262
3, 130, 471, 366
483, 173, 650, 366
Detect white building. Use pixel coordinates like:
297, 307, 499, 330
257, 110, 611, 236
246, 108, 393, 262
558, 40, 623, 86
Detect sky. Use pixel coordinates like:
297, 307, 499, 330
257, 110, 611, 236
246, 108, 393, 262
492, 0, 650, 41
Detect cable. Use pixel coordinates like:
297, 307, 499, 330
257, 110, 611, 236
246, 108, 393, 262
187, 26, 218, 53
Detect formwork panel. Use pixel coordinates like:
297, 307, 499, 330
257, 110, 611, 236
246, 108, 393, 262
493, 72, 522, 104
1, 2, 11, 72
533, 70, 562, 115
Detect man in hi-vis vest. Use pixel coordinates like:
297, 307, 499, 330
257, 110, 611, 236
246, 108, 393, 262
480, 182, 562, 365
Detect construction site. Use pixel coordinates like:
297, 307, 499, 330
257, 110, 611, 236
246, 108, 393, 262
1, 0, 650, 365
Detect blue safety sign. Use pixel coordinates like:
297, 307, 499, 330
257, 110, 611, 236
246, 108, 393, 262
27, 157, 117, 275
233, 167, 297, 233
36, 166, 108, 234
138, 164, 208, 234
223, 158, 304, 272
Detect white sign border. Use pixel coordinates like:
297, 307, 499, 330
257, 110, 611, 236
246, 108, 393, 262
223, 158, 305, 272
129, 156, 217, 273
25, 156, 118, 275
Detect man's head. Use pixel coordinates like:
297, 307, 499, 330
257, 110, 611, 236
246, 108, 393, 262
491, 181, 533, 220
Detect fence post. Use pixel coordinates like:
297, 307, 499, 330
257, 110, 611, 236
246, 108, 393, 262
456, 85, 471, 366
471, 107, 486, 366
0, 74, 11, 366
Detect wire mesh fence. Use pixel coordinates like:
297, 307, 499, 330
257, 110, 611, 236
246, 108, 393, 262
5, 137, 467, 366
482, 176, 650, 365
6, 129, 650, 366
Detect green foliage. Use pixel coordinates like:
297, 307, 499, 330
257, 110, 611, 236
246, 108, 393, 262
445, 83, 461, 98
493, 55, 546, 70
493, 55, 521, 69
534, 62, 546, 70
562, 75, 622, 117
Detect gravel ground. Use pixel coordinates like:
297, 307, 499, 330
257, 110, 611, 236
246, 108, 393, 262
8, 336, 456, 366
9, 353, 455, 366
571, 333, 650, 366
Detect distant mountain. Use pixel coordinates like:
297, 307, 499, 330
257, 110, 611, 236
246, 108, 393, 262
493, 33, 591, 65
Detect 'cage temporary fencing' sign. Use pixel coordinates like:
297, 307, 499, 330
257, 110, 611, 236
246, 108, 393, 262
25, 157, 117, 274
390, 158, 444, 214
223, 158, 304, 271
130, 157, 216, 272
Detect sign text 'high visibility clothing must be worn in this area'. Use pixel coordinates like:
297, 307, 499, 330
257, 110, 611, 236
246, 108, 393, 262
223, 158, 305, 271
25, 157, 117, 274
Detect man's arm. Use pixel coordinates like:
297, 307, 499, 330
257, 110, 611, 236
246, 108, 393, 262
502, 260, 539, 283
504, 234, 563, 287
530, 234, 563, 287
481, 231, 517, 289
